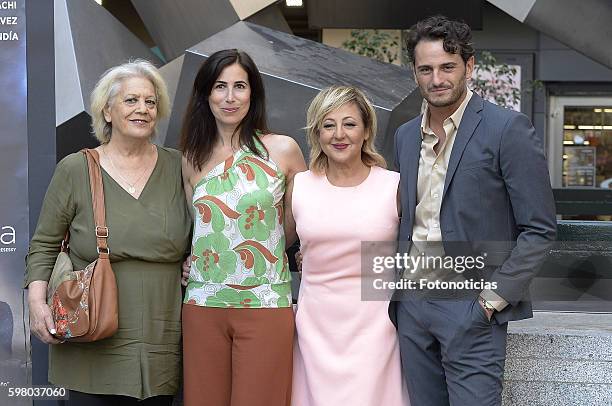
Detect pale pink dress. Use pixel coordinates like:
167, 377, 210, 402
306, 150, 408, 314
291, 166, 409, 406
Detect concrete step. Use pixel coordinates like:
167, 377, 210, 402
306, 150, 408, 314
506, 313, 612, 361
502, 381, 612, 406
503, 312, 612, 405
504, 358, 611, 384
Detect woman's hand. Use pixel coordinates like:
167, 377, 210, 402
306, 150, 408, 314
28, 281, 62, 344
295, 250, 302, 273
181, 256, 191, 287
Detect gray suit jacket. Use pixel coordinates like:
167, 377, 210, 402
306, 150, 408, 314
390, 93, 557, 325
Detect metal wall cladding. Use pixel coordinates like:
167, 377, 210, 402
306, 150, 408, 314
308, 0, 484, 29
55, 0, 161, 157
165, 22, 421, 165
130, 0, 291, 61
490, 0, 612, 70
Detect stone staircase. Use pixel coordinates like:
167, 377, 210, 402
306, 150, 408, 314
503, 312, 612, 405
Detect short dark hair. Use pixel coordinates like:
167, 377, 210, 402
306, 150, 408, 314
180, 49, 269, 171
405, 15, 475, 65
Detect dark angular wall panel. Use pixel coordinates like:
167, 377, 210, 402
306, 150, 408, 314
308, 0, 484, 29
130, 0, 291, 61
166, 22, 420, 165
55, 0, 161, 155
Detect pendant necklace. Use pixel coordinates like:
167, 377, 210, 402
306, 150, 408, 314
102, 144, 152, 195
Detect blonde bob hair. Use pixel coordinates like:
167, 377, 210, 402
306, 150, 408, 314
90, 59, 170, 144
305, 85, 386, 174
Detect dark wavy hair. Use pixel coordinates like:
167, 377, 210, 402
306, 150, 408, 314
405, 15, 475, 65
180, 49, 269, 171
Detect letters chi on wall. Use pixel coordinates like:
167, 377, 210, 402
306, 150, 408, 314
0, 0, 29, 390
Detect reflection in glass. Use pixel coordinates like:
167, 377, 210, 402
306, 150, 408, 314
562, 106, 612, 188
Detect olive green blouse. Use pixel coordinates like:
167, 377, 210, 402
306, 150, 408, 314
25, 146, 191, 399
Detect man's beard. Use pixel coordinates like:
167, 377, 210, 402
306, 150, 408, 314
423, 78, 466, 108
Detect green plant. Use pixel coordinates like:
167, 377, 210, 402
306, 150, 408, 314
342, 30, 399, 64
471, 51, 521, 110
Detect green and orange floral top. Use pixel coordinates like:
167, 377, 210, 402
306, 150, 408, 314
184, 141, 291, 308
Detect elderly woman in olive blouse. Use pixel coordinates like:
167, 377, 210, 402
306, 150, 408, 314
25, 60, 191, 406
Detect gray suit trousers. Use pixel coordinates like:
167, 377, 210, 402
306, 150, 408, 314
397, 296, 508, 406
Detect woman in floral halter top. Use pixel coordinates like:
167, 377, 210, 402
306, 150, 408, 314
179, 49, 306, 406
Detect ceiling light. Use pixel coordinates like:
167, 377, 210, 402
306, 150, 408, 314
286, 0, 303, 6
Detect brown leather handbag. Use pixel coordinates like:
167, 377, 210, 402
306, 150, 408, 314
46, 149, 118, 342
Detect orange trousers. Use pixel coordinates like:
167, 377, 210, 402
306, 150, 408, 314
182, 304, 294, 406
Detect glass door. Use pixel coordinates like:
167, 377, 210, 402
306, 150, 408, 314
549, 96, 612, 187
548, 96, 612, 220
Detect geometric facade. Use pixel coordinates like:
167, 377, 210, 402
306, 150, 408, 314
156, 55, 185, 146
308, 0, 484, 30
488, 0, 612, 69
130, 0, 292, 61
55, 0, 162, 159
165, 22, 421, 164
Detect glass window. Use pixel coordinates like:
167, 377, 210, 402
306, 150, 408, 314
562, 107, 612, 189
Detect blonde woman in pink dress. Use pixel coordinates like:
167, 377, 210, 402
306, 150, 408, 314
288, 86, 409, 405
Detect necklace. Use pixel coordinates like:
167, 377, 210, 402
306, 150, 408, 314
102, 144, 153, 195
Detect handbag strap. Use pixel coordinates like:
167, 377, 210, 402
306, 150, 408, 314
60, 230, 70, 253
83, 149, 110, 258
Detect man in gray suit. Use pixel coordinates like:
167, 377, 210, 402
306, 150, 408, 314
390, 15, 557, 405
